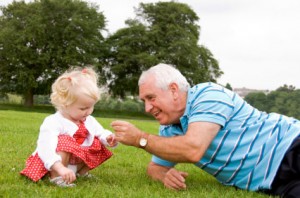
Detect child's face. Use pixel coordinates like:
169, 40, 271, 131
62, 94, 97, 124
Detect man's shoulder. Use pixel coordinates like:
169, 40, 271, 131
190, 82, 225, 92
188, 82, 232, 102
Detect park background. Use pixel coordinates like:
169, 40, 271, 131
1, 0, 298, 197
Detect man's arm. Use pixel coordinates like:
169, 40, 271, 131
112, 121, 220, 163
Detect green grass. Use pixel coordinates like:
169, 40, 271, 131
0, 108, 274, 197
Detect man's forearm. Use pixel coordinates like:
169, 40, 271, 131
143, 134, 203, 163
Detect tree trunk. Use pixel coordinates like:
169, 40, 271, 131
24, 88, 34, 107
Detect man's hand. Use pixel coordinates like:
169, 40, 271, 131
111, 120, 143, 147
163, 168, 188, 190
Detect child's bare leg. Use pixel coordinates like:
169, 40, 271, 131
49, 151, 70, 179
76, 162, 90, 176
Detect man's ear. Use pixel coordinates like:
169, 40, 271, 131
169, 83, 179, 99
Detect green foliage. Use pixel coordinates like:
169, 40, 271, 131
0, 93, 23, 104
0, 0, 105, 106
0, 1, 222, 102
225, 83, 233, 90
96, 96, 144, 113
34, 94, 50, 104
102, 2, 222, 97
275, 84, 296, 92
244, 85, 300, 119
244, 92, 270, 112
101, 23, 157, 97
6, 92, 148, 115
0, 108, 271, 197
94, 95, 143, 112
120, 99, 144, 112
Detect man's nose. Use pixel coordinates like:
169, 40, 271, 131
145, 102, 153, 113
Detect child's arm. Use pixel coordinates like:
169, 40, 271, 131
89, 116, 118, 147
37, 115, 63, 170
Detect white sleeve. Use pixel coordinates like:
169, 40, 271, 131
37, 115, 62, 170
100, 129, 114, 146
89, 116, 113, 146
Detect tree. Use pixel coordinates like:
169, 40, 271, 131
225, 83, 233, 90
244, 92, 269, 112
100, 21, 158, 98
102, 1, 222, 97
269, 85, 299, 117
244, 86, 300, 119
276, 84, 296, 92
0, 0, 105, 106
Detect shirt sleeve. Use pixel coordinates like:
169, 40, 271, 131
37, 115, 62, 170
152, 155, 177, 167
89, 116, 112, 146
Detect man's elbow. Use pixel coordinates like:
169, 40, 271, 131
146, 162, 158, 180
146, 165, 153, 178
185, 148, 203, 163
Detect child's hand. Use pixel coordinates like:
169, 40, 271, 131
59, 166, 76, 184
52, 162, 76, 184
106, 134, 118, 147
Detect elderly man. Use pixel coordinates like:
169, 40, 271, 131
111, 63, 300, 197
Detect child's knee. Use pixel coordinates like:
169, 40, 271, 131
57, 151, 71, 165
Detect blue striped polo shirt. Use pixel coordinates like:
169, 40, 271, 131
152, 82, 300, 191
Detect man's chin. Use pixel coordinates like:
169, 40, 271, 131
157, 119, 169, 125
154, 114, 170, 125
157, 118, 179, 125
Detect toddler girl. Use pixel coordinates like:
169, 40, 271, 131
20, 67, 118, 187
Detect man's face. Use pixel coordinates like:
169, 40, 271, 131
139, 76, 180, 125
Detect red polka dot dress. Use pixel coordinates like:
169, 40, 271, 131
20, 117, 113, 182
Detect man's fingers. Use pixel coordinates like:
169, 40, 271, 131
180, 171, 188, 178
164, 171, 187, 190
111, 120, 129, 127
111, 123, 130, 133
115, 132, 125, 137
164, 178, 186, 190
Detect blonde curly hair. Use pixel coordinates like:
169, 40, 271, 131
50, 66, 100, 111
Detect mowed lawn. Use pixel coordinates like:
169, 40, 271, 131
0, 108, 274, 198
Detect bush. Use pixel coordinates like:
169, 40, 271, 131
95, 95, 144, 113
0, 93, 146, 114
34, 95, 50, 105
0, 93, 23, 104
120, 99, 144, 112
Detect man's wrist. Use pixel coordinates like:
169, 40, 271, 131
138, 132, 149, 149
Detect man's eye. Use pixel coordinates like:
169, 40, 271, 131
138, 99, 144, 103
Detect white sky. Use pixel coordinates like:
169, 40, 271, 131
1, 0, 300, 90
